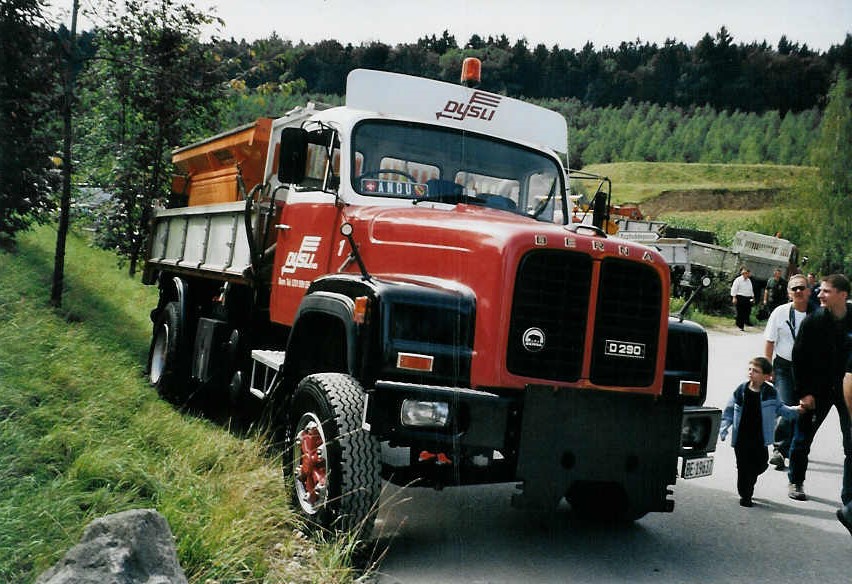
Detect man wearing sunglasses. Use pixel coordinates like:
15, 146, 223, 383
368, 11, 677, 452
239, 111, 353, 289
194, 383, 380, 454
763, 274, 813, 470
788, 274, 852, 509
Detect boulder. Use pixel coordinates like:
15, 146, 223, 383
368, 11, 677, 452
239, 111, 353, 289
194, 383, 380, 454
36, 508, 187, 584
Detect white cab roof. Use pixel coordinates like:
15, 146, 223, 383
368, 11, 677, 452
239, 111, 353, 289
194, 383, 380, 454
345, 69, 568, 153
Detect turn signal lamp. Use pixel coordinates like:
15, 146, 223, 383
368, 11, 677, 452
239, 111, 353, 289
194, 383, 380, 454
679, 380, 702, 397
401, 399, 449, 427
353, 296, 368, 324
461, 57, 481, 87
397, 352, 434, 372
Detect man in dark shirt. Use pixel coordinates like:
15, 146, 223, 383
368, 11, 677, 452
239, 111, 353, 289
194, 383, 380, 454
838, 360, 852, 536
788, 274, 852, 504
763, 267, 788, 312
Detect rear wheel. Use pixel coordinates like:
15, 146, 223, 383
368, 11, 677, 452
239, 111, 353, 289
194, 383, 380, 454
148, 301, 190, 403
288, 373, 381, 535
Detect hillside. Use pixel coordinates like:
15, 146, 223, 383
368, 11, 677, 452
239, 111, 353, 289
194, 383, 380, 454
580, 162, 817, 212
0, 228, 359, 583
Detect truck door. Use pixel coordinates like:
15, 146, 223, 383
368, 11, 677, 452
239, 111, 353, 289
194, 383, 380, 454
269, 129, 344, 326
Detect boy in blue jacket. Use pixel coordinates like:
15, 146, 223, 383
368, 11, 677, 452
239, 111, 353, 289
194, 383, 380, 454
720, 357, 804, 507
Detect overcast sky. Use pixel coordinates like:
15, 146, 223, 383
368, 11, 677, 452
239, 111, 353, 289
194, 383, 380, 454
61, 0, 850, 52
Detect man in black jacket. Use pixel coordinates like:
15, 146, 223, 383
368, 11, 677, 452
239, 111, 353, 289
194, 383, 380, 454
838, 364, 852, 536
788, 274, 852, 504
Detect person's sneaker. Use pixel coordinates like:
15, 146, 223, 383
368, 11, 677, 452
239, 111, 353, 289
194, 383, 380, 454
837, 508, 852, 536
740, 497, 754, 507
769, 450, 785, 470
788, 483, 807, 501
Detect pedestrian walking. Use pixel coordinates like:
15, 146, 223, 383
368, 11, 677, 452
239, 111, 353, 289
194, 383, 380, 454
762, 267, 788, 314
763, 274, 812, 470
807, 272, 821, 312
787, 274, 852, 503
730, 267, 755, 331
720, 357, 803, 507
838, 366, 852, 536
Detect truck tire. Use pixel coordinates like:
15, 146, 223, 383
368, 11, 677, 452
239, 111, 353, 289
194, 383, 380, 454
148, 301, 190, 403
288, 373, 381, 535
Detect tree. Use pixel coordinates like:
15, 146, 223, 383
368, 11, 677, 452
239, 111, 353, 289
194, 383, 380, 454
0, 0, 61, 241
78, 0, 224, 275
50, 0, 79, 307
803, 70, 852, 274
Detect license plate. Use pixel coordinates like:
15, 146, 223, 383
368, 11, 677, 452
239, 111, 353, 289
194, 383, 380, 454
682, 456, 714, 479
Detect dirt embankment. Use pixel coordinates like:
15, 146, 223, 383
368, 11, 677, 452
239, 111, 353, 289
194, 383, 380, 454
640, 188, 781, 216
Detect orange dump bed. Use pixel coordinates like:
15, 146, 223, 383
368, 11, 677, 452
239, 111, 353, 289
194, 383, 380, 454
172, 118, 274, 206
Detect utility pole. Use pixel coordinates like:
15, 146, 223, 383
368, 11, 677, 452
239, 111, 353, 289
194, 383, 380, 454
50, 0, 79, 307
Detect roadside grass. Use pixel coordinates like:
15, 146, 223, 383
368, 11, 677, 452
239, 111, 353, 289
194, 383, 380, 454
0, 226, 361, 583
580, 161, 817, 204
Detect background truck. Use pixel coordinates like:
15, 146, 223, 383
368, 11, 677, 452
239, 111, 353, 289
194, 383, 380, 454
143, 60, 721, 534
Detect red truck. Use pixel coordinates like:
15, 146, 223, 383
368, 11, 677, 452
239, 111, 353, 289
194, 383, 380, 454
144, 60, 721, 534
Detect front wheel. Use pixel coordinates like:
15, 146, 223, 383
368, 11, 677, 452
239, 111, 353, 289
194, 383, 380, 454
288, 373, 381, 535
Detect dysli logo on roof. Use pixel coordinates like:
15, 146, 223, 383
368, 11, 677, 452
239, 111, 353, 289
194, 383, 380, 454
436, 91, 501, 122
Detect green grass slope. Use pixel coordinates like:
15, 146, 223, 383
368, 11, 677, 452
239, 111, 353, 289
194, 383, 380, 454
580, 161, 817, 205
0, 227, 357, 583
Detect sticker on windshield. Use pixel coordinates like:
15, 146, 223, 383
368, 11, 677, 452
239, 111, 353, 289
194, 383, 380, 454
361, 179, 427, 197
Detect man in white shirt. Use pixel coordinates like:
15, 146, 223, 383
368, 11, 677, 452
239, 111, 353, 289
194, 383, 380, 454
730, 267, 755, 331
764, 274, 812, 469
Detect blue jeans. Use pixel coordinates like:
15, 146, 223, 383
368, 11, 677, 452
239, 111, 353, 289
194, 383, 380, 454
772, 357, 796, 457
788, 386, 852, 505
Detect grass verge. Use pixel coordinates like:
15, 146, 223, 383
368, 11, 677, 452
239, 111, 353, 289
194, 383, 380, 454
0, 226, 361, 583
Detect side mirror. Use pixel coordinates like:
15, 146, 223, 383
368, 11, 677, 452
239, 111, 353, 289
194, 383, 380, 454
591, 190, 608, 230
277, 127, 307, 184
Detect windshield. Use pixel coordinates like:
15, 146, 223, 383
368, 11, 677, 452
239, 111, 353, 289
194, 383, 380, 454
350, 120, 564, 221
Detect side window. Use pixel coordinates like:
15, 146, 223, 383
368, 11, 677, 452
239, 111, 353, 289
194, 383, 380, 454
304, 142, 328, 182
301, 129, 340, 189
526, 171, 558, 220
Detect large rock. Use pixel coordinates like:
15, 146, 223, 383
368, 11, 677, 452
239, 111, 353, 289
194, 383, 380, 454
36, 508, 187, 584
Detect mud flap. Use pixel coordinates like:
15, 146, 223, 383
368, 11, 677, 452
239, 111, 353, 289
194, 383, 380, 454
512, 385, 682, 515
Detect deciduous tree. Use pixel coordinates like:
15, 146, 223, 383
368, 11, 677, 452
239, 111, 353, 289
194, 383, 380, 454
78, 0, 224, 275
0, 0, 61, 241
803, 70, 852, 274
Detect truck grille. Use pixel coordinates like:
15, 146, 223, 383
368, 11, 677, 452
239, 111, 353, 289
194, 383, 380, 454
507, 252, 661, 387
507, 250, 592, 381
590, 259, 662, 387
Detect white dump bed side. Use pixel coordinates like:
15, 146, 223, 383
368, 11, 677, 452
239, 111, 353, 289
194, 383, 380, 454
731, 230, 796, 280
653, 238, 741, 274
147, 201, 261, 282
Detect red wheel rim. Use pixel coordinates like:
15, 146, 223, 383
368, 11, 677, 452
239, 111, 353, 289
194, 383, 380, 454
293, 415, 328, 513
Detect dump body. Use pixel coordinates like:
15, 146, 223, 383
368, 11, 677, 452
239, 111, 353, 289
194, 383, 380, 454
653, 237, 742, 274
732, 230, 798, 280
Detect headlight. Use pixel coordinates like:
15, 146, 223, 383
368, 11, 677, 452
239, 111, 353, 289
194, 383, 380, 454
400, 399, 450, 427
681, 417, 711, 450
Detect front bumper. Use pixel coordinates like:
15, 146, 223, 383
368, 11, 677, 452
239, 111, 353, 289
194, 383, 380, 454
365, 380, 722, 510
